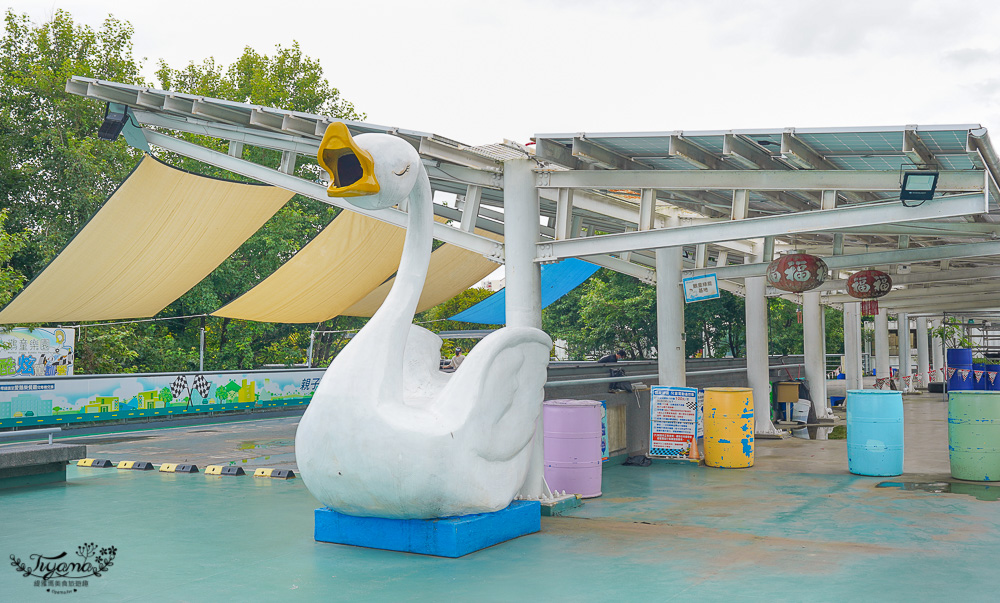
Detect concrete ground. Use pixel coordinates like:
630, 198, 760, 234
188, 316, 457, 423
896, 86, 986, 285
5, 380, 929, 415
2, 390, 998, 602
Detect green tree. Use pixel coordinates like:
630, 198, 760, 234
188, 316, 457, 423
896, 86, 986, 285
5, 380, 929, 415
75, 324, 139, 374
159, 385, 172, 404
149, 42, 365, 371
0, 9, 368, 373
414, 287, 500, 358
685, 291, 746, 358
0, 208, 28, 307
0, 10, 145, 277
544, 269, 657, 359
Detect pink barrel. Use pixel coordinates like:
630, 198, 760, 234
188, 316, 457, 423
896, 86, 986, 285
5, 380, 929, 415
543, 399, 603, 498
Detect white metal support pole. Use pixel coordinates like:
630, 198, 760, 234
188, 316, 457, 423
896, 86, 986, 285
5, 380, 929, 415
504, 159, 542, 329
803, 291, 828, 417
504, 158, 545, 498
875, 309, 890, 383
655, 245, 685, 387
308, 331, 315, 368
199, 328, 205, 372
932, 318, 945, 382
916, 317, 930, 389
898, 312, 912, 392
746, 275, 778, 434
843, 302, 863, 391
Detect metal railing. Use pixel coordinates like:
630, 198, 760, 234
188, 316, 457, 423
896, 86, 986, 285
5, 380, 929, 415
0, 427, 61, 444
545, 363, 807, 388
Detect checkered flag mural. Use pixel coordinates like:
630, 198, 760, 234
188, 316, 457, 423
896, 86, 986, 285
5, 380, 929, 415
169, 375, 188, 399
193, 374, 211, 398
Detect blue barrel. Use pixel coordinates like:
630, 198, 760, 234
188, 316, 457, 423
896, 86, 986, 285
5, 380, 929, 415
846, 390, 904, 476
947, 348, 974, 391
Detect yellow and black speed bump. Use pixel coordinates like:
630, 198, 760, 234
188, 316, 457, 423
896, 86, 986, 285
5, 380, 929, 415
77, 458, 113, 468
117, 461, 154, 470
254, 468, 295, 479
160, 463, 199, 473
205, 465, 244, 476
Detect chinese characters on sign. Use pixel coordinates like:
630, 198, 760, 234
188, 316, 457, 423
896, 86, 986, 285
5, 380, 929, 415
649, 386, 703, 459
765, 253, 828, 293
682, 274, 721, 303
0, 328, 74, 378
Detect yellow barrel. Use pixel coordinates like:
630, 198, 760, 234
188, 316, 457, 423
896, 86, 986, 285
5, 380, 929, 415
703, 387, 754, 468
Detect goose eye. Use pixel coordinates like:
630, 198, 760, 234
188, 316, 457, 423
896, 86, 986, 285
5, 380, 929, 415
393, 164, 411, 176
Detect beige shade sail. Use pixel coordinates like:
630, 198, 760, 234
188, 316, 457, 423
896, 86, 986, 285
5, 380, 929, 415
341, 229, 502, 317
212, 211, 407, 323
0, 156, 293, 324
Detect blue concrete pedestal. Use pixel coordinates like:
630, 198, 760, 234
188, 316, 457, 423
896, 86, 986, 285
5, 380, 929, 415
314, 500, 541, 557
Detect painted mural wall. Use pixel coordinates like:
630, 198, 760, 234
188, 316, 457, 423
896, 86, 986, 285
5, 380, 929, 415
0, 327, 75, 378
0, 368, 325, 429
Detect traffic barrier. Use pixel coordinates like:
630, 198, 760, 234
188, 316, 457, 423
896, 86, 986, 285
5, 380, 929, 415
253, 468, 295, 479
206, 465, 244, 476
116, 460, 154, 470
159, 463, 198, 473
77, 458, 113, 468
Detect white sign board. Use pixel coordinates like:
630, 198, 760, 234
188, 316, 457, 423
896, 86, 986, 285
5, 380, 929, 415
682, 274, 720, 303
649, 386, 703, 458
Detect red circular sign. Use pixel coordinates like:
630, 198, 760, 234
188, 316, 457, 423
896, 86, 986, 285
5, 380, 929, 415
766, 253, 828, 292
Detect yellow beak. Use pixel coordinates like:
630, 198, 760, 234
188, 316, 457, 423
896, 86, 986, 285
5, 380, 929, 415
317, 122, 379, 197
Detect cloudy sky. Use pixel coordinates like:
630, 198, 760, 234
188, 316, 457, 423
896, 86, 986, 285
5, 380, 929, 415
10, 0, 1000, 146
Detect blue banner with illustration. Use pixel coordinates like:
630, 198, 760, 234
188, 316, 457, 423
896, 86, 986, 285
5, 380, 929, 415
0, 368, 325, 429
0, 327, 75, 378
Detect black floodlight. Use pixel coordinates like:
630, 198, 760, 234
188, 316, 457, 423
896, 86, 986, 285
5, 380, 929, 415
900, 170, 939, 202
97, 102, 128, 141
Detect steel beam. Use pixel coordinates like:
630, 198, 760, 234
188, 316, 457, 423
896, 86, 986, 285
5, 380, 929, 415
419, 137, 502, 172
572, 137, 650, 171
459, 185, 483, 233
539, 193, 987, 262
537, 168, 985, 193
881, 292, 1000, 309
830, 221, 1000, 236
669, 135, 723, 170
723, 134, 786, 170
534, 138, 581, 169
813, 266, 1000, 293
692, 235, 1000, 281
144, 129, 504, 260
825, 282, 1000, 304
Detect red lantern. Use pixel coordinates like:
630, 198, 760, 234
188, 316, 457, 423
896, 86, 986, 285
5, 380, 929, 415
846, 269, 892, 316
766, 253, 829, 292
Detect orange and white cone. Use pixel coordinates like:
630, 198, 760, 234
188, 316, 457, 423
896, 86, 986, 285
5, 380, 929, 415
688, 437, 701, 461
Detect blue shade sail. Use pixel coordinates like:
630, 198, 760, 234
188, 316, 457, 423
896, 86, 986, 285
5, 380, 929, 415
449, 258, 600, 324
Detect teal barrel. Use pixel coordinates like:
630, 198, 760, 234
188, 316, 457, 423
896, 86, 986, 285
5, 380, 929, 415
846, 390, 904, 476
948, 391, 1000, 481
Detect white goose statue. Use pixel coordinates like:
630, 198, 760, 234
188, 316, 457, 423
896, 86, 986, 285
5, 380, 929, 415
295, 123, 552, 519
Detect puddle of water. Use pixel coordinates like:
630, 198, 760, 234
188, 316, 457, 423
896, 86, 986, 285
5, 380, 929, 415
876, 481, 1000, 501
791, 426, 835, 440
